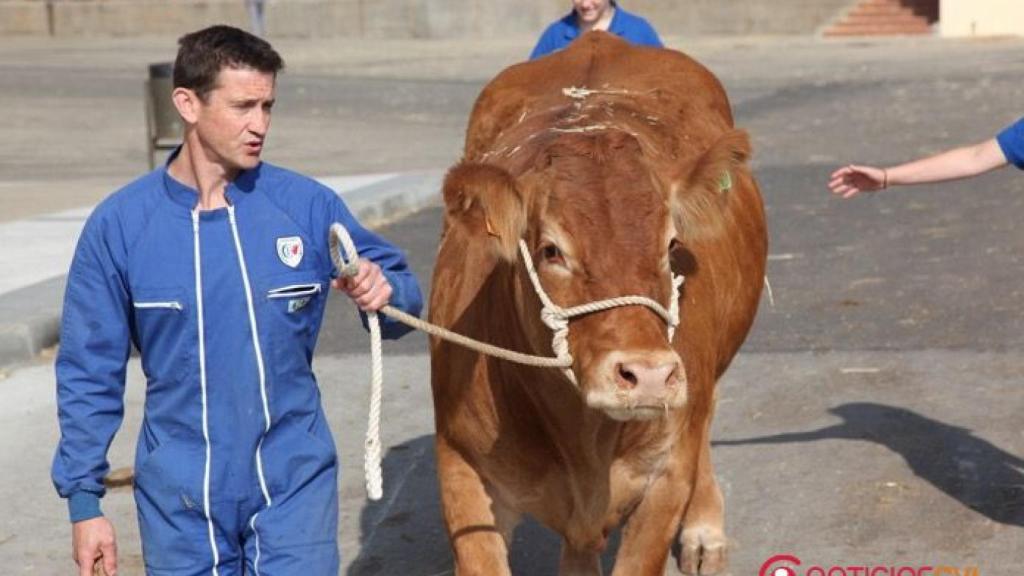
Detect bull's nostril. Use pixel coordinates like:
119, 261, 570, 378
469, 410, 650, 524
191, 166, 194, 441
617, 363, 638, 388
666, 366, 680, 387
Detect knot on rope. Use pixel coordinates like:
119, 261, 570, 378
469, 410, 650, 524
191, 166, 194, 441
667, 274, 685, 342
541, 306, 576, 383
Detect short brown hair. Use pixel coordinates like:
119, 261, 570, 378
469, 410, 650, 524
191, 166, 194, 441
173, 25, 284, 100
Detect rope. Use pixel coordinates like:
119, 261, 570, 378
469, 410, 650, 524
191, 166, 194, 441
329, 223, 385, 500
517, 239, 683, 383
329, 223, 684, 500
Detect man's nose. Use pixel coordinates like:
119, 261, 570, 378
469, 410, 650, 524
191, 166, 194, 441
250, 109, 271, 135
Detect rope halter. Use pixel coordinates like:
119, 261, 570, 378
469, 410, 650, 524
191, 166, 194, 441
328, 222, 685, 501
517, 239, 685, 384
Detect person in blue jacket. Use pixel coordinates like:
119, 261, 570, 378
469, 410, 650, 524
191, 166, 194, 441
52, 25, 423, 576
829, 117, 1024, 197
530, 0, 663, 60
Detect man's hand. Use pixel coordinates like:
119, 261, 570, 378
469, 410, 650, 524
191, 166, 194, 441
72, 517, 117, 576
333, 259, 393, 312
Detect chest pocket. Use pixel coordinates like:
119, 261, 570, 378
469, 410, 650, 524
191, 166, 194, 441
262, 271, 326, 338
268, 281, 322, 313
262, 271, 326, 378
131, 286, 192, 383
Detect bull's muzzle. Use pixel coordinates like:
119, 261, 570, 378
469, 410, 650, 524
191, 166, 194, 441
585, 350, 687, 421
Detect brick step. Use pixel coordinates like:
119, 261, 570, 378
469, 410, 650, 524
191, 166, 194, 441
823, 0, 937, 38
848, 0, 937, 16
823, 23, 933, 36
841, 12, 930, 25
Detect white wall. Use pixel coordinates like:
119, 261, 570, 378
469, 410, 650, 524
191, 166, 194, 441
940, 0, 1024, 37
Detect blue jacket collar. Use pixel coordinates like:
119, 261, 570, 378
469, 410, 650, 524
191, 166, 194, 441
162, 145, 260, 213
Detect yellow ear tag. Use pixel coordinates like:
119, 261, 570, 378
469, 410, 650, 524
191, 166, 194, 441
718, 171, 733, 192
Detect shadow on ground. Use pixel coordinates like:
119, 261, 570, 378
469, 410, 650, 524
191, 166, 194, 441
714, 402, 1024, 527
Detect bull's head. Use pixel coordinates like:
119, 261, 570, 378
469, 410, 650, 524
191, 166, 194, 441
442, 128, 750, 422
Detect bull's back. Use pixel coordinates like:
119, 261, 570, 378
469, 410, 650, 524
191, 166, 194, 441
464, 32, 734, 159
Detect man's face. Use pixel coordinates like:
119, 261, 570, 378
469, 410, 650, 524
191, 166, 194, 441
194, 66, 276, 172
572, 0, 612, 24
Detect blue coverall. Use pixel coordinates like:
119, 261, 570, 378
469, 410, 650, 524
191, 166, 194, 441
52, 154, 423, 575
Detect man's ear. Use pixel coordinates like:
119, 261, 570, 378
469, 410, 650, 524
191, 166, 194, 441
171, 87, 200, 125
442, 162, 526, 262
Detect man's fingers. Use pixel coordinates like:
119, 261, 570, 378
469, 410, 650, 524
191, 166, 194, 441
351, 266, 382, 297
101, 541, 118, 575
77, 552, 95, 576
354, 281, 392, 312
350, 263, 372, 288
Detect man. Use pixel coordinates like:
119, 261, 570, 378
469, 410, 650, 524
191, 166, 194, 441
828, 117, 1023, 196
52, 25, 422, 575
530, 0, 663, 60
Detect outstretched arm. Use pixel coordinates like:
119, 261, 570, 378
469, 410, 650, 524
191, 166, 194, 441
829, 138, 1008, 198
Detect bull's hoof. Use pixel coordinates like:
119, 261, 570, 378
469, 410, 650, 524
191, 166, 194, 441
677, 527, 727, 575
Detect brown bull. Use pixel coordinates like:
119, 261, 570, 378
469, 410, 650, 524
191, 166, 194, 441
428, 32, 767, 576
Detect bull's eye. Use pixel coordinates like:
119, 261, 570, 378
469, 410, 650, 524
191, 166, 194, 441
541, 243, 564, 265
668, 238, 682, 253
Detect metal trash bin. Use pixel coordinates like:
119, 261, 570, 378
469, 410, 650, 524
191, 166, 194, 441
144, 62, 183, 169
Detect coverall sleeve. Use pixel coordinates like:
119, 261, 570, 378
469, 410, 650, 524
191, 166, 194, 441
51, 209, 132, 522
996, 117, 1024, 169
328, 195, 424, 339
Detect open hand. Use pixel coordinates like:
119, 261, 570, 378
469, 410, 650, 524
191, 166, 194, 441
829, 164, 887, 198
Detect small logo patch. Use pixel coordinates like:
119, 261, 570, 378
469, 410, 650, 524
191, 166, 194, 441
277, 236, 303, 268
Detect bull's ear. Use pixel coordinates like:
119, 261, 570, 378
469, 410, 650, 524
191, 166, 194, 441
684, 129, 751, 196
671, 129, 751, 240
442, 162, 526, 261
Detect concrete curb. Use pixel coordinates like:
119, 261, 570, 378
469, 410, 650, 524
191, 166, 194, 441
0, 170, 444, 370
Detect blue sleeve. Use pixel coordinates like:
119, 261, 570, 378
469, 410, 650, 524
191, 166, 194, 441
51, 207, 132, 522
328, 195, 423, 340
996, 117, 1024, 169
530, 25, 560, 60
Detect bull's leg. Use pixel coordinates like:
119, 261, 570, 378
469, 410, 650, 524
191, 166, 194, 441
677, 439, 727, 575
678, 431, 728, 574
559, 542, 602, 576
435, 437, 514, 576
610, 460, 692, 576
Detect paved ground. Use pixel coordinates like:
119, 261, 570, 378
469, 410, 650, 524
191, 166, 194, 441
1, 33, 1023, 575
